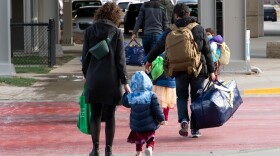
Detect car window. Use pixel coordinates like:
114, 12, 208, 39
72, 1, 102, 11
128, 3, 142, 11
118, 2, 129, 10
176, 0, 198, 4
76, 7, 99, 18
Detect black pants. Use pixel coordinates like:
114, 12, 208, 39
90, 103, 116, 147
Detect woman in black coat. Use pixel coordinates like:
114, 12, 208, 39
81, 3, 131, 156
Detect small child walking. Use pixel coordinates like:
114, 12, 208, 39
206, 28, 224, 80
150, 56, 176, 123
122, 71, 167, 156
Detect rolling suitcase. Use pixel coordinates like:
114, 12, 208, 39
191, 80, 243, 129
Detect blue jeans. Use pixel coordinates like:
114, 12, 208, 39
174, 72, 205, 129
142, 33, 161, 56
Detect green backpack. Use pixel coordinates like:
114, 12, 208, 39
151, 56, 164, 80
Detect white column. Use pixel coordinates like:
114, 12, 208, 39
39, 0, 60, 43
258, 0, 264, 37
198, 0, 216, 30
0, 0, 16, 76
62, 0, 73, 45
38, 0, 63, 56
220, 0, 251, 73
24, 0, 32, 22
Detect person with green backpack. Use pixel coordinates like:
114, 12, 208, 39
151, 54, 176, 123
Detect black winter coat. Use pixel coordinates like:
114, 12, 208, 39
82, 19, 128, 105
122, 92, 165, 132
146, 17, 215, 78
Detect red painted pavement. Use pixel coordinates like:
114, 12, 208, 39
0, 97, 280, 155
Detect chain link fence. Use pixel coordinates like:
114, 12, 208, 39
11, 19, 56, 67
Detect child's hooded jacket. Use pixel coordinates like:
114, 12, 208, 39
122, 71, 165, 132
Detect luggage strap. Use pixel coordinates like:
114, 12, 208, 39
203, 80, 234, 108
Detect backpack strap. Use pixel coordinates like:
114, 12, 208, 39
186, 22, 199, 30
170, 22, 199, 31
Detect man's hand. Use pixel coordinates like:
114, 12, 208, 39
145, 62, 152, 73
209, 73, 216, 82
131, 33, 137, 41
124, 84, 132, 93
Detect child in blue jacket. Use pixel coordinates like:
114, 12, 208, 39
122, 71, 167, 156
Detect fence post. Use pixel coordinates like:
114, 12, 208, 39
48, 18, 56, 67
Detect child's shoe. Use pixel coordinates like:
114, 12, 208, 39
145, 146, 153, 156
135, 151, 142, 156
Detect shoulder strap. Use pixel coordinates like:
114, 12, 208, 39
186, 22, 198, 30
170, 24, 177, 31
170, 22, 198, 31
106, 31, 116, 44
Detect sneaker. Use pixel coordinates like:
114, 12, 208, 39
145, 146, 153, 156
179, 120, 189, 137
135, 152, 142, 156
191, 129, 202, 138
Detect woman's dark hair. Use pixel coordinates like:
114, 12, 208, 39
173, 3, 190, 18
94, 2, 121, 26
206, 28, 215, 34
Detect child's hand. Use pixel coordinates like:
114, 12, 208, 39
160, 121, 167, 125
124, 84, 132, 93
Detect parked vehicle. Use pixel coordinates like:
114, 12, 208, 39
264, 5, 277, 22
117, 0, 138, 25
72, 0, 102, 18
123, 2, 143, 34
72, 6, 101, 33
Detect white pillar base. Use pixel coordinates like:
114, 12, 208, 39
220, 60, 251, 73
0, 63, 16, 76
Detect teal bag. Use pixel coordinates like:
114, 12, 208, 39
88, 31, 116, 60
77, 84, 92, 135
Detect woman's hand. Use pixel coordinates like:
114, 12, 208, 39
124, 84, 132, 93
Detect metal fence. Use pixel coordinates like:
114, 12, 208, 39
10, 19, 56, 67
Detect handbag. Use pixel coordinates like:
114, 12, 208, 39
125, 39, 145, 66
88, 31, 116, 60
77, 84, 92, 135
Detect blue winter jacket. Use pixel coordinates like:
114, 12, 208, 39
154, 74, 176, 88
122, 71, 165, 132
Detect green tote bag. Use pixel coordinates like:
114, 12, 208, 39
77, 84, 91, 135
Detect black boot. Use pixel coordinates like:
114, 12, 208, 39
89, 143, 99, 156
105, 145, 113, 156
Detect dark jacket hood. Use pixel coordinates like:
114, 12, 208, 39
91, 19, 118, 39
175, 16, 197, 27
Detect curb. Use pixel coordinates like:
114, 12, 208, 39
244, 88, 280, 95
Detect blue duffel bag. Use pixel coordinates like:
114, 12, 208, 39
190, 80, 243, 129
125, 39, 145, 66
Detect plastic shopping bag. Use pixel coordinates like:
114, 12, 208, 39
77, 84, 91, 135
